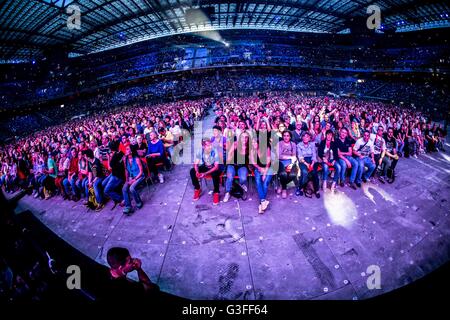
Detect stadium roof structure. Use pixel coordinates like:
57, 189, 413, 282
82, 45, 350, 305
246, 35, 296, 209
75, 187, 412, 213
1, 0, 449, 62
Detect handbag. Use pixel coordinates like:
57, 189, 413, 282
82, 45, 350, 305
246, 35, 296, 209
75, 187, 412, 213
281, 142, 295, 173
281, 159, 292, 172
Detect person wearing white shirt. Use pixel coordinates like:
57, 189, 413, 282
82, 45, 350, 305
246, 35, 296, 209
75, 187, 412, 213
353, 130, 376, 185
169, 122, 181, 140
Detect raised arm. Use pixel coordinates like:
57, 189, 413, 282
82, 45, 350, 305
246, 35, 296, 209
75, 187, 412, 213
266, 117, 272, 131
132, 259, 159, 293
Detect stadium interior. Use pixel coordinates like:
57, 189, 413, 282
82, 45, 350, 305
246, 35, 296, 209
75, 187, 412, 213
1, 0, 449, 304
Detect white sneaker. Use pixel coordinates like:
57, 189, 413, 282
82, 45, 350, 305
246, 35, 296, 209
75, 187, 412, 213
241, 184, 248, 193
158, 173, 164, 184
258, 204, 264, 214
331, 182, 336, 193
413, 154, 418, 158
223, 192, 231, 203
261, 200, 270, 211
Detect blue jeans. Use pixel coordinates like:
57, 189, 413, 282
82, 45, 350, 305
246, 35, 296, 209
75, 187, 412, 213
77, 177, 88, 198
322, 162, 341, 183
26, 174, 35, 188
85, 177, 105, 204
254, 167, 273, 202
36, 174, 46, 186
300, 161, 319, 191
356, 157, 376, 183
166, 145, 174, 158
338, 156, 359, 183
5, 175, 17, 192
34, 174, 46, 192
122, 177, 144, 209
225, 165, 248, 192
63, 175, 78, 197
398, 141, 405, 153
103, 175, 124, 203
102, 174, 111, 186
0, 175, 6, 188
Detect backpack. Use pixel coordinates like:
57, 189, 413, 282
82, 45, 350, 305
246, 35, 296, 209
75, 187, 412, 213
230, 182, 247, 200
86, 187, 99, 210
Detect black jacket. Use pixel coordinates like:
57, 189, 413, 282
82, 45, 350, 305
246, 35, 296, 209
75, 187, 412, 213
318, 140, 339, 163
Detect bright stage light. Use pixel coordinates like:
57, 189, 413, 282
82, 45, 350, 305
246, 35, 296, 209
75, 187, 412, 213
185, 8, 229, 46
323, 190, 357, 229
414, 156, 450, 175
361, 182, 395, 205
439, 152, 450, 164
422, 153, 443, 164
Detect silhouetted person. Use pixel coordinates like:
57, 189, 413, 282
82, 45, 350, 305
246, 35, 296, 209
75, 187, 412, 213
102, 247, 159, 303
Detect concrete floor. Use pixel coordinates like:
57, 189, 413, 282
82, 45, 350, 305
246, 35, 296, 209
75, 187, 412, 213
14, 114, 450, 300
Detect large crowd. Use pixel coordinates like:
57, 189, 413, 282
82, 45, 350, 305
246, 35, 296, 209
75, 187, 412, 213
0, 73, 322, 139
1, 92, 447, 215
187, 93, 447, 213
4, 69, 448, 141
1, 35, 448, 109
0, 100, 206, 213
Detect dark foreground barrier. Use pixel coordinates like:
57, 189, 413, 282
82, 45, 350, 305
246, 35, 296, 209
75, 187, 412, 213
0, 190, 185, 304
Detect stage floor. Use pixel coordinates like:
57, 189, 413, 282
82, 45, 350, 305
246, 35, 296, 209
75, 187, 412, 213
15, 116, 450, 300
